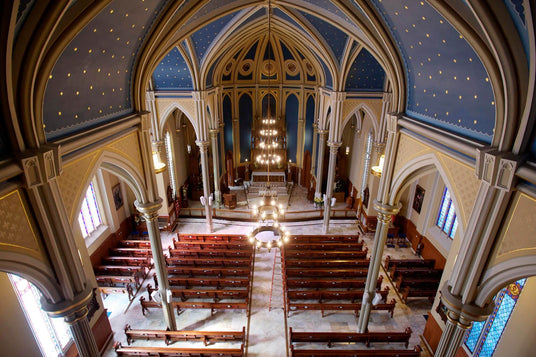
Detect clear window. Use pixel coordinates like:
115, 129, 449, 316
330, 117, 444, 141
9, 274, 71, 357
78, 182, 103, 238
165, 131, 176, 196
436, 187, 458, 239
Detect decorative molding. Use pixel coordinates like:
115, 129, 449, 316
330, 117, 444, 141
20, 145, 63, 188
476, 147, 519, 191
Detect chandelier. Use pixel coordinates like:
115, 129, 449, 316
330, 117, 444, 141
248, 0, 290, 249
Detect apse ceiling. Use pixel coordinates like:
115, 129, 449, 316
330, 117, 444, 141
39, 0, 531, 144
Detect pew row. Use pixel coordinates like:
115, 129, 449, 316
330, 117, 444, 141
287, 299, 396, 318
114, 342, 244, 357
139, 296, 249, 316
289, 327, 412, 348
290, 345, 421, 357
147, 284, 248, 302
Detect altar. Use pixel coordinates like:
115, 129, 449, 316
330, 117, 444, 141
250, 171, 286, 183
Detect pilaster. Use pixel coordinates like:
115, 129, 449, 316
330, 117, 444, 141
322, 141, 342, 233
210, 129, 221, 206
196, 140, 213, 232
315, 129, 328, 196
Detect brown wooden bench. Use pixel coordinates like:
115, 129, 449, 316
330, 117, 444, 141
285, 242, 364, 251
282, 259, 370, 269
95, 265, 147, 277
288, 235, 360, 243
177, 234, 246, 242
285, 268, 369, 278
96, 275, 140, 289
99, 285, 134, 300
167, 266, 251, 278
119, 240, 152, 248
139, 297, 250, 316
168, 276, 250, 289
391, 267, 443, 281
289, 326, 412, 348
286, 276, 381, 290
290, 345, 421, 356
166, 256, 252, 267
384, 256, 435, 272
102, 256, 151, 267
123, 324, 245, 346
147, 284, 248, 302
287, 287, 390, 303
168, 248, 252, 259
114, 342, 244, 357
110, 247, 153, 257
283, 249, 368, 259
401, 286, 438, 303
287, 299, 396, 318
173, 239, 252, 251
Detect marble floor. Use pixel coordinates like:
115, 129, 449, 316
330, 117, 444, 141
102, 205, 432, 356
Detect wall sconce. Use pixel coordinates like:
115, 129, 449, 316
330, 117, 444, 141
345, 146, 350, 156
371, 154, 385, 177
152, 151, 167, 174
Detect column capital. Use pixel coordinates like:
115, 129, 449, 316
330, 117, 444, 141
386, 113, 399, 134
41, 286, 94, 320
196, 140, 211, 152
20, 144, 63, 188
382, 92, 392, 103
192, 90, 207, 101
330, 91, 346, 102
209, 129, 219, 136
135, 198, 163, 221
475, 147, 520, 191
327, 141, 342, 149
318, 129, 328, 136
140, 111, 152, 131
440, 284, 494, 324
146, 90, 155, 101
373, 200, 401, 222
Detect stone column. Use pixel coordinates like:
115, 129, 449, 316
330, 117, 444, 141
357, 201, 401, 332
232, 117, 240, 176
197, 140, 213, 232
322, 141, 342, 233
315, 130, 328, 197
435, 286, 493, 357
311, 123, 318, 179
219, 123, 226, 175
136, 199, 177, 330
210, 129, 221, 206
43, 287, 99, 357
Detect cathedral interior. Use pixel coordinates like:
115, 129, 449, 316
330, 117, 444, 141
0, 0, 535, 356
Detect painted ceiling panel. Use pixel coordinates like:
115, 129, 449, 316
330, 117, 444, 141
273, 8, 309, 38
191, 11, 239, 63
318, 55, 333, 89
301, 0, 354, 27
345, 49, 385, 92
300, 10, 348, 65
280, 41, 295, 61
235, 8, 266, 32
43, 0, 168, 139
371, 0, 496, 143
152, 47, 193, 90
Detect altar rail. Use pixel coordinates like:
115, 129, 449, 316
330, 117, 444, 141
178, 207, 357, 221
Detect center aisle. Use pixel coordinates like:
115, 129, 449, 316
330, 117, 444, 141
246, 248, 288, 357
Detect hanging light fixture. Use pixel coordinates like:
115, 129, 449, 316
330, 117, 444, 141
249, 0, 290, 249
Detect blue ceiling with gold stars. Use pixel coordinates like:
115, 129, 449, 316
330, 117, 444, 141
43, 0, 169, 139
152, 47, 193, 90
191, 11, 240, 63
345, 49, 385, 92
370, 0, 496, 143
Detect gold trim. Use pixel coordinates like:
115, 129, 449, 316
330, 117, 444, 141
46, 290, 93, 317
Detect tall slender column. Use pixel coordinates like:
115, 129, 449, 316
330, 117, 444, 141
136, 199, 177, 330
43, 287, 99, 357
210, 130, 221, 206
219, 123, 226, 174
357, 201, 401, 332
315, 130, 328, 197
232, 117, 240, 175
197, 140, 213, 232
311, 123, 318, 180
322, 141, 342, 233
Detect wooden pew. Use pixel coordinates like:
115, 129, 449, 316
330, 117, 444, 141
401, 286, 438, 303
286, 276, 381, 290
95, 275, 140, 289
168, 276, 250, 289
285, 268, 369, 278
288, 235, 360, 243
166, 256, 251, 267
123, 324, 245, 346
173, 238, 252, 251
177, 234, 246, 242
138, 297, 249, 316
147, 284, 248, 302
102, 256, 151, 267
289, 326, 412, 348
110, 247, 152, 257
167, 266, 251, 278
95, 265, 146, 277
384, 255, 435, 272
99, 284, 134, 300
287, 299, 396, 318
391, 267, 443, 281
168, 248, 252, 259
287, 287, 390, 303
283, 249, 367, 260
114, 342, 244, 357
285, 242, 364, 251
119, 240, 152, 248
282, 259, 370, 269
290, 345, 421, 357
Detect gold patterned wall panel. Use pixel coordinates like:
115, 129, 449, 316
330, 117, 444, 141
391, 133, 433, 179
489, 192, 536, 267
342, 99, 382, 125
0, 190, 43, 259
58, 152, 99, 223
437, 153, 479, 227
156, 99, 197, 129
106, 132, 144, 175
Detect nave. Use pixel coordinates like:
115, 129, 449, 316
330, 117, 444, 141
102, 220, 432, 356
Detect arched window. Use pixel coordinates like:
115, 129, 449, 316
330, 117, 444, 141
436, 187, 458, 239
9, 274, 71, 356
165, 131, 177, 195
360, 131, 373, 196
78, 182, 103, 238
464, 279, 526, 356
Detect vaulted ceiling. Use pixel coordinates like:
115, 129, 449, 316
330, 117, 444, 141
31, 0, 531, 151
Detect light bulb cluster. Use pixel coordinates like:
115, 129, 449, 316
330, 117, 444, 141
247, 196, 290, 249
262, 119, 276, 125
258, 142, 279, 149
260, 129, 278, 136
256, 153, 281, 165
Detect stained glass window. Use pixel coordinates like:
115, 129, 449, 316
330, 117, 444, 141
436, 187, 458, 239
78, 182, 103, 238
464, 279, 526, 356
9, 274, 71, 356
